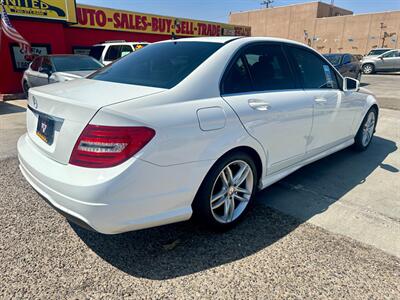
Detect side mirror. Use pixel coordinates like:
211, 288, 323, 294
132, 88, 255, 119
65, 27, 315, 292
343, 77, 359, 92
39, 65, 52, 77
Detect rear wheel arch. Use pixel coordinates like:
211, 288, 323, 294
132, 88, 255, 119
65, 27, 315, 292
202, 146, 264, 190
191, 146, 262, 229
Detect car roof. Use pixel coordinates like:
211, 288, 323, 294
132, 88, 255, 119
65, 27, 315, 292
159, 36, 312, 47
171, 36, 242, 43
93, 42, 149, 46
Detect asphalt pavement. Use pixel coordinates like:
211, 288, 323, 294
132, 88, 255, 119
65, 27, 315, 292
361, 73, 400, 110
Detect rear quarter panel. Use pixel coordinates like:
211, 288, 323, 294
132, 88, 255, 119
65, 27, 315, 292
91, 93, 267, 176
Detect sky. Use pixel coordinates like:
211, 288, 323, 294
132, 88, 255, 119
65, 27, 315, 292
77, 0, 400, 23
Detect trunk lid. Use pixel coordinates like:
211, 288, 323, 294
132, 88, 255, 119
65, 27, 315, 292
26, 79, 165, 164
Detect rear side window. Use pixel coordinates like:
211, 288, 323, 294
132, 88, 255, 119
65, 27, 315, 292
289, 47, 338, 89
382, 50, 398, 58
89, 46, 105, 61
342, 54, 351, 64
120, 45, 133, 57
30, 56, 42, 71
222, 57, 253, 94
244, 44, 296, 91
89, 42, 223, 89
105, 45, 121, 61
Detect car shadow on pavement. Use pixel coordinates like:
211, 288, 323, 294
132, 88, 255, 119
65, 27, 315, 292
72, 136, 397, 280
0, 102, 26, 115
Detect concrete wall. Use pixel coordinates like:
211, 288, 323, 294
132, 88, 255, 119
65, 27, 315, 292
229, 2, 400, 54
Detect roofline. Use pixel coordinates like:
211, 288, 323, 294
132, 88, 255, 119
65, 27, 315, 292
230, 1, 352, 15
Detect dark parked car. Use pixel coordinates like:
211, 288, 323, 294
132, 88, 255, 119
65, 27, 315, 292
324, 53, 362, 80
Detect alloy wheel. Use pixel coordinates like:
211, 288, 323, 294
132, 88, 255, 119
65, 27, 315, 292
362, 111, 375, 146
210, 160, 254, 224
363, 65, 373, 74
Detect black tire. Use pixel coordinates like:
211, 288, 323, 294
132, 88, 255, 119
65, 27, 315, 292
192, 151, 258, 231
362, 64, 375, 75
353, 107, 378, 151
22, 81, 30, 98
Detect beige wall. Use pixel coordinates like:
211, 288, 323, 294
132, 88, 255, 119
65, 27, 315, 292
229, 2, 400, 54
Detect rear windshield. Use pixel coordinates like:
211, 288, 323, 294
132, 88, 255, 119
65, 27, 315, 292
367, 49, 390, 56
89, 46, 105, 60
88, 42, 224, 89
324, 54, 342, 65
52, 56, 103, 72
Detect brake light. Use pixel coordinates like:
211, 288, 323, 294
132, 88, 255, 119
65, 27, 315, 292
69, 125, 155, 168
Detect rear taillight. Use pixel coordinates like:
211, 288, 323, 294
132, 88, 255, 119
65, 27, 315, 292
69, 125, 155, 168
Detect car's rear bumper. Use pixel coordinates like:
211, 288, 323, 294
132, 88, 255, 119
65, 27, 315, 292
18, 133, 213, 234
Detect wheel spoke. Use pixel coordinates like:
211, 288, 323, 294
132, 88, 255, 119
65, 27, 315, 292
224, 197, 235, 222
211, 189, 226, 204
225, 166, 234, 185
235, 186, 251, 195
233, 193, 249, 202
220, 171, 229, 188
212, 196, 227, 210
223, 197, 231, 220
234, 164, 250, 186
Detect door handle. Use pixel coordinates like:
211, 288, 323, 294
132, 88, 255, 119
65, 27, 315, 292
248, 99, 271, 111
314, 97, 327, 103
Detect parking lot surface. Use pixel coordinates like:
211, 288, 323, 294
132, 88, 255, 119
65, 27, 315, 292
361, 74, 400, 110
1, 76, 400, 298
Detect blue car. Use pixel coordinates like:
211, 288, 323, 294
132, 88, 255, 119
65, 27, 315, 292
324, 53, 362, 81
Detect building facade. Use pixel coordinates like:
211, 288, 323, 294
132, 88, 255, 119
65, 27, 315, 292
230, 1, 400, 55
0, 0, 250, 95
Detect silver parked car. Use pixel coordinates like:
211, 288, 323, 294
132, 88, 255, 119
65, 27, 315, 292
361, 49, 400, 74
22, 55, 103, 94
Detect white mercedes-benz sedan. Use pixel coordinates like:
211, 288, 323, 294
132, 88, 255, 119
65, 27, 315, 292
18, 37, 378, 234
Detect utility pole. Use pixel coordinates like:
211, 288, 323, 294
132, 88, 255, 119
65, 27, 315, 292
379, 22, 387, 47
260, 0, 274, 8
330, 0, 334, 16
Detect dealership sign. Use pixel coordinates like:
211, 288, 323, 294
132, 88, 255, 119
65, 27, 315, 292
4, 0, 77, 22
73, 4, 250, 37
10, 44, 51, 71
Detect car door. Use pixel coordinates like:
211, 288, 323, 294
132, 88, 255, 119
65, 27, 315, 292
287, 45, 356, 154
348, 55, 360, 78
25, 56, 43, 88
377, 50, 398, 70
392, 50, 400, 71
221, 43, 314, 174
